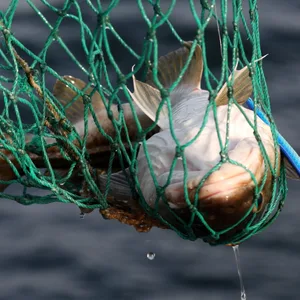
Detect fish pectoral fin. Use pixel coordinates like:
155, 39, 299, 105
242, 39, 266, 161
215, 64, 252, 106
283, 157, 300, 180
53, 75, 106, 128
146, 41, 203, 92
128, 42, 204, 130
127, 76, 169, 130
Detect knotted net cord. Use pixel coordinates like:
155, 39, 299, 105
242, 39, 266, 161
0, 0, 287, 245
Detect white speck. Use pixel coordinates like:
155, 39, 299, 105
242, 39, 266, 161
147, 252, 155, 260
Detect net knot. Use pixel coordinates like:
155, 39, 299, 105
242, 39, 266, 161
188, 204, 198, 214
156, 186, 164, 197
146, 28, 156, 41
160, 88, 169, 99
200, 0, 210, 9
210, 90, 218, 102
153, 4, 161, 15
279, 201, 284, 212
59, 117, 72, 133
2, 28, 11, 37
51, 30, 59, 41
18, 149, 26, 156
175, 145, 184, 158
83, 94, 91, 105
219, 150, 228, 162
137, 132, 146, 143
107, 109, 114, 120
51, 187, 58, 193
196, 29, 204, 42
249, 9, 255, 21
98, 14, 110, 26
233, 22, 238, 32
227, 85, 233, 99
88, 74, 96, 85
117, 74, 127, 86
9, 93, 17, 103
110, 142, 119, 152
39, 62, 47, 73
57, 9, 67, 17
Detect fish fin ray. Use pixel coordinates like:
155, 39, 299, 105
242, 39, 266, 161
146, 41, 203, 93
215, 64, 252, 106
53, 75, 105, 127
128, 42, 203, 129
127, 76, 169, 129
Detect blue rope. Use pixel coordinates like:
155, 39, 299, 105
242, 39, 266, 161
246, 98, 300, 177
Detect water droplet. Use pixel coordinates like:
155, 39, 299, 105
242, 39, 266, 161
79, 212, 85, 219
232, 245, 246, 300
146, 252, 155, 260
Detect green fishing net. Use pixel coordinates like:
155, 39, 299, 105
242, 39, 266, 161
0, 0, 287, 245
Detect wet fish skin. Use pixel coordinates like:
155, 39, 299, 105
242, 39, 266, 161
103, 41, 288, 240
0, 42, 295, 242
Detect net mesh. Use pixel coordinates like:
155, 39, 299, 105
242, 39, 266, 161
0, 0, 287, 245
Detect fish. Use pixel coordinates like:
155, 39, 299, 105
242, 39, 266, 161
0, 75, 156, 193
98, 42, 300, 242
0, 42, 297, 242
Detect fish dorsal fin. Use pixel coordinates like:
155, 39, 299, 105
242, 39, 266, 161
215, 64, 252, 106
127, 75, 169, 130
146, 41, 203, 92
284, 157, 300, 180
53, 75, 105, 125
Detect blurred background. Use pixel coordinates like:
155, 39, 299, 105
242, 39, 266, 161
0, 1, 300, 299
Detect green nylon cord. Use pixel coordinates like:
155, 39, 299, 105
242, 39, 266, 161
0, 0, 287, 245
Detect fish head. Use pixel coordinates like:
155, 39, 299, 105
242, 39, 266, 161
162, 137, 280, 242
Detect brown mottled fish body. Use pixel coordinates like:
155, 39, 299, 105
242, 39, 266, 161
0, 76, 154, 192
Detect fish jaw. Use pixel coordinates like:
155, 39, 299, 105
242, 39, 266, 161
164, 140, 278, 233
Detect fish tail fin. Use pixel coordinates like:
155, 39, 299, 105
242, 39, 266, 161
127, 41, 204, 130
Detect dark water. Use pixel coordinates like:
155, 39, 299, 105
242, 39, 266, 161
0, 1, 300, 299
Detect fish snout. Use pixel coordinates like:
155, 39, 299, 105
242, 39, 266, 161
189, 149, 276, 235
164, 144, 278, 241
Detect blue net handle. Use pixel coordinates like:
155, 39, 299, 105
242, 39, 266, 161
246, 98, 300, 177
